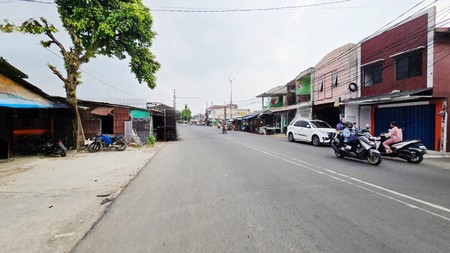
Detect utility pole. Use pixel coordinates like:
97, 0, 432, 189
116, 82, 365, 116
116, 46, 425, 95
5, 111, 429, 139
223, 101, 226, 125
173, 89, 176, 111
229, 74, 235, 125
205, 100, 209, 119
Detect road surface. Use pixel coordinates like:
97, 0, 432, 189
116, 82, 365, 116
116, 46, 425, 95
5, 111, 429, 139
73, 124, 450, 253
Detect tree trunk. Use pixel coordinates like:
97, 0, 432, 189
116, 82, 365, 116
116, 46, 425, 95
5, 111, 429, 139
66, 75, 85, 151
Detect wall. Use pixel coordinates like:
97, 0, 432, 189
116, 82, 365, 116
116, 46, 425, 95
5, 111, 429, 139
313, 43, 358, 106
360, 11, 431, 96
113, 107, 130, 134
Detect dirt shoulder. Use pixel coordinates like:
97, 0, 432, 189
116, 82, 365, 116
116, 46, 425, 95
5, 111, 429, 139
0, 143, 164, 253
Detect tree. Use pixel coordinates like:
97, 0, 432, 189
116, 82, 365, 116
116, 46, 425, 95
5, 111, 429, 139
181, 104, 192, 121
0, 0, 160, 150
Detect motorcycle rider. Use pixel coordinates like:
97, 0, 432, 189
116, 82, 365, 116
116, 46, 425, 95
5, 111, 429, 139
381, 121, 403, 154
342, 122, 358, 153
221, 121, 227, 134
335, 117, 346, 134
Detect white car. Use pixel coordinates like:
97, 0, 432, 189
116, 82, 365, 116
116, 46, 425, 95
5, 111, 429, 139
287, 118, 336, 146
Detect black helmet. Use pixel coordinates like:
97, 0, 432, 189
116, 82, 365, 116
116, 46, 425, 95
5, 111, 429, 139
345, 122, 353, 128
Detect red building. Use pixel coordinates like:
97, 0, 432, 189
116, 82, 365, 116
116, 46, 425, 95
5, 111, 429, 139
344, 7, 450, 151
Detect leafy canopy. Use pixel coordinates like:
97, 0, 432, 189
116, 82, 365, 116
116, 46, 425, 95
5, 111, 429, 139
0, 0, 160, 89
56, 0, 160, 88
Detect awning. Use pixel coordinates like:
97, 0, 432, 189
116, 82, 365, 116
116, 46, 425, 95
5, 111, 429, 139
131, 109, 150, 119
90, 107, 114, 116
269, 104, 300, 113
341, 88, 433, 105
0, 93, 54, 108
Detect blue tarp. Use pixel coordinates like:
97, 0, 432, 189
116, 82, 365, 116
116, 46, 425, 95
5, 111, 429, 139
0, 93, 54, 108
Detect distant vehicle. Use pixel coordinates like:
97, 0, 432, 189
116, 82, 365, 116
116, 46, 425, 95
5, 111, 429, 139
287, 118, 335, 146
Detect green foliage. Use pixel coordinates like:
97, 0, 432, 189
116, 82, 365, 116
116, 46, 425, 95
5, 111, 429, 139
55, 0, 160, 88
181, 104, 192, 121
0, 0, 160, 89
147, 134, 156, 145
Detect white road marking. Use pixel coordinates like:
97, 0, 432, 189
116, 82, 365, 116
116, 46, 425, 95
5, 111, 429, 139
227, 138, 450, 221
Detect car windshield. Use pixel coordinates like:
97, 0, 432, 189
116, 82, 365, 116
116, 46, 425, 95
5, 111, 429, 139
310, 120, 331, 128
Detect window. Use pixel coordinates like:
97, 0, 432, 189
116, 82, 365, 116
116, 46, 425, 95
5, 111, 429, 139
319, 75, 324, 92
294, 120, 308, 128
395, 52, 422, 80
332, 70, 338, 87
310, 120, 332, 128
363, 63, 382, 86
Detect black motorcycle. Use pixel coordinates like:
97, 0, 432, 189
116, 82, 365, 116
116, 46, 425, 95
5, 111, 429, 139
331, 130, 382, 166
37, 139, 67, 157
373, 135, 427, 164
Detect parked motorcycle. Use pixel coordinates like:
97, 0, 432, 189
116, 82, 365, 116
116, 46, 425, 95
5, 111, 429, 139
331, 130, 382, 166
372, 135, 427, 164
37, 139, 67, 157
88, 133, 127, 153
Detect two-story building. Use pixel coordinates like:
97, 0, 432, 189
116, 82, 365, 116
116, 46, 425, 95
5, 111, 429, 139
313, 43, 359, 127
343, 7, 450, 151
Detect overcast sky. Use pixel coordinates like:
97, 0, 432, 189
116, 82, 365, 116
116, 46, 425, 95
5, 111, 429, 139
0, 0, 449, 114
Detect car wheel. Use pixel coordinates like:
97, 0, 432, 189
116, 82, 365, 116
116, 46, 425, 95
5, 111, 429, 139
288, 133, 294, 142
312, 135, 320, 146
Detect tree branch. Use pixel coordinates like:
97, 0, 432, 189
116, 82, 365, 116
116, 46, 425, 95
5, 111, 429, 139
40, 17, 67, 56
48, 64, 66, 83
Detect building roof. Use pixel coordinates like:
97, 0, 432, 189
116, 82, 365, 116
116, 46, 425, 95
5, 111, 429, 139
256, 86, 286, 97
90, 106, 114, 116
295, 67, 314, 80
0, 58, 70, 109
0, 57, 50, 99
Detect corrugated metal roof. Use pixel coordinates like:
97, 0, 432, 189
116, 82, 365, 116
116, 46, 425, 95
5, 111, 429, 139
90, 107, 114, 116
256, 86, 286, 97
0, 93, 54, 108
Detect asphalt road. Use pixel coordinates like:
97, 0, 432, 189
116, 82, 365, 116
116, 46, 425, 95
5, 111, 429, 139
73, 124, 450, 253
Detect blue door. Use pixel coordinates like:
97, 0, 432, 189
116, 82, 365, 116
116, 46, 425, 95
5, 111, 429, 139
375, 104, 435, 150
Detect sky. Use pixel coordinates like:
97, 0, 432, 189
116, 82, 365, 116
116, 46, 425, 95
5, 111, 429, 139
0, 0, 449, 114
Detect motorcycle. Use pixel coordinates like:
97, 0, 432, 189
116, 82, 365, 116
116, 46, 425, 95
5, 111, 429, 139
372, 134, 427, 164
88, 133, 127, 153
331, 129, 382, 166
37, 139, 67, 157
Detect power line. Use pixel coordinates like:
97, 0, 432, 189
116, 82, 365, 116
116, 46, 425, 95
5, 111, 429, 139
41, 46, 144, 99
151, 0, 352, 13
0, 0, 53, 4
